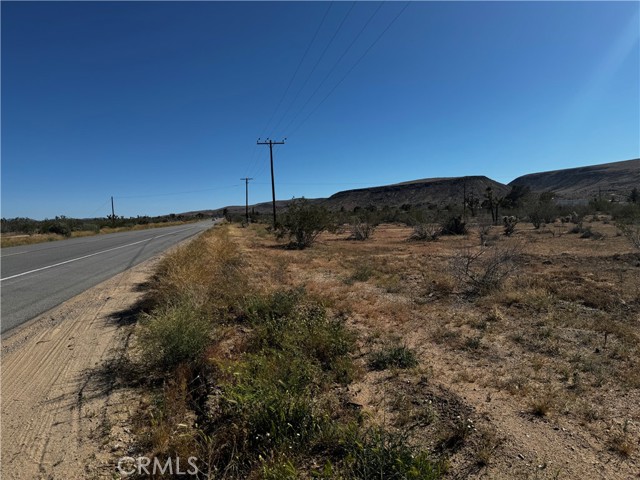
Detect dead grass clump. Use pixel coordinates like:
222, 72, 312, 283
410, 223, 441, 242
135, 363, 199, 460
346, 260, 375, 284
473, 428, 502, 467
528, 386, 570, 418
496, 374, 530, 396
609, 420, 636, 457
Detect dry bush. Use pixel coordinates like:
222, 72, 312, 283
609, 420, 635, 457
450, 242, 522, 295
618, 223, 640, 250
350, 219, 375, 241
410, 223, 441, 242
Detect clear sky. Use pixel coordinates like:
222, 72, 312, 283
2, 1, 639, 219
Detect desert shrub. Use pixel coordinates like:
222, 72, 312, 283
138, 301, 211, 371
46, 221, 72, 237
618, 223, 640, 250
410, 223, 441, 241
502, 216, 518, 236
79, 223, 100, 233
529, 211, 543, 229
277, 198, 332, 249
368, 345, 418, 371
440, 216, 467, 235
349, 218, 375, 241
450, 243, 521, 295
579, 227, 605, 240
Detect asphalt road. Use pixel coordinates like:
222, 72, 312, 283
1, 221, 214, 334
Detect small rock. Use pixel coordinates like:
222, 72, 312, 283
518, 453, 525, 460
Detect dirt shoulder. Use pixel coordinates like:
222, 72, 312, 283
1, 257, 158, 479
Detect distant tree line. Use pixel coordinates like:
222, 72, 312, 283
0, 213, 201, 236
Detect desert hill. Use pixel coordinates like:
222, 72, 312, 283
509, 158, 639, 201
320, 176, 508, 211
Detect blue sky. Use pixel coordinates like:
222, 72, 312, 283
2, 1, 638, 219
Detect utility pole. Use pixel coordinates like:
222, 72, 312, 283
240, 177, 253, 225
111, 196, 115, 226
462, 179, 467, 220
257, 138, 285, 228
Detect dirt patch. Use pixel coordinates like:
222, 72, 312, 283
1, 257, 159, 479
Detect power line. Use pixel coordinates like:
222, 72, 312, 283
269, 1, 357, 136
260, 2, 333, 138
84, 198, 112, 218
114, 184, 239, 199
245, 4, 333, 180
281, 1, 384, 135
290, 2, 410, 137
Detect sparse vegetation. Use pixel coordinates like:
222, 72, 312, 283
368, 344, 418, 371
127, 214, 640, 479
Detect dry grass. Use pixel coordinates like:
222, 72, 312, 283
151, 225, 245, 313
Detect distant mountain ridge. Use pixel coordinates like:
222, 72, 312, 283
190, 158, 639, 216
321, 176, 508, 211
508, 158, 639, 201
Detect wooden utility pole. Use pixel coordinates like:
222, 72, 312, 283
240, 177, 253, 224
111, 196, 115, 226
462, 179, 467, 220
257, 138, 285, 228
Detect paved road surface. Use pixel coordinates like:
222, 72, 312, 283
1, 221, 213, 334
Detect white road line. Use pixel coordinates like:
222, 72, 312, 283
0, 227, 194, 282
1, 251, 30, 257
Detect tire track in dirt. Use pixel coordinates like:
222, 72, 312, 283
1, 257, 159, 480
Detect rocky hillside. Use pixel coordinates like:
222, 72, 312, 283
509, 158, 639, 201
320, 176, 508, 211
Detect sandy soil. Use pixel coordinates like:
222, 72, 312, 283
1, 258, 157, 479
